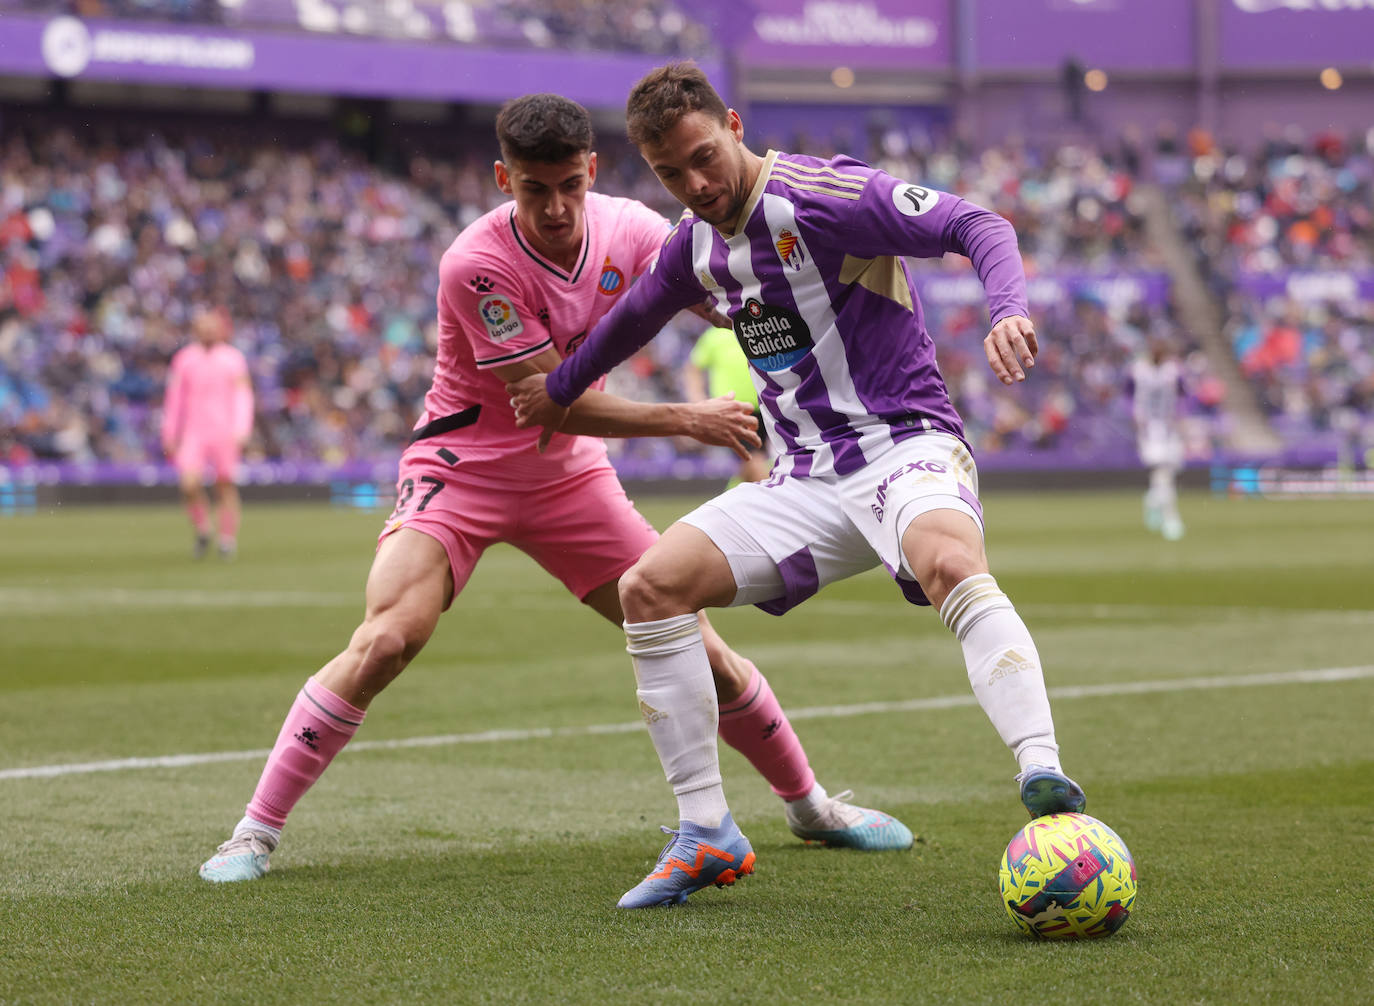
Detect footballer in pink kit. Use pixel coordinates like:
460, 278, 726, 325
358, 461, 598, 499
199, 94, 913, 893
161, 307, 254, 559
385, 186, 672, 600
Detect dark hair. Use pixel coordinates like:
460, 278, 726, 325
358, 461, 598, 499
626, 62, 729, 148
495, 94, 594, 164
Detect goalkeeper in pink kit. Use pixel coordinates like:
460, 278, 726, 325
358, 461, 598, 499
161, 307, 254, 559
199, 94, 912, 890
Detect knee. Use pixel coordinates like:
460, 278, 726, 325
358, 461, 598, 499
618, 558, 686, 622
349, 619, 419, 682
915, 537, 987, 605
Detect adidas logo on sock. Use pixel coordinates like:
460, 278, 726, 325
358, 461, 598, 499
639, 700, 668, 725
987, 649, 1035, 686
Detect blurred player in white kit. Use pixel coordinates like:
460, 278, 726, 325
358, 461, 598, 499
1128, 337, 1187, 540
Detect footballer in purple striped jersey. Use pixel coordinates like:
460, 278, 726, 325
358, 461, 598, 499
508, 63, 1088, 906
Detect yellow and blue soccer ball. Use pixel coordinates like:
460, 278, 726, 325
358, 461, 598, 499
998, 812, 1137, 939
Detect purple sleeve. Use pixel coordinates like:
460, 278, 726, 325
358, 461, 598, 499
841, 165, 1030, 325
546, 227, 703, 406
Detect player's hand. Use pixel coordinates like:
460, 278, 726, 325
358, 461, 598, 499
684, 394, 762, 461
686, 300, 733, 330
984, 315, 1038, 385
506, 373, 569, 453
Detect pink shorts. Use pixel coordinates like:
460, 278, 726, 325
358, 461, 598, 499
377, 452, 659, 604
174, 436, 241, 482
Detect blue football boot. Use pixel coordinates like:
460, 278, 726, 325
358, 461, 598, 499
199, 831, 276, 883
1017, 766, 1087, 818
785, 789, 914, 850
618, 812, 756, 909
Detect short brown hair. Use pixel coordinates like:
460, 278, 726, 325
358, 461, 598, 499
496, 93, 594, 164
625, 62, 729, 148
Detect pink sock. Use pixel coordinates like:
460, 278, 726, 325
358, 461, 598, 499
717, 663, 816, 801
244, 676, 365, 829
188, 500, 209, 535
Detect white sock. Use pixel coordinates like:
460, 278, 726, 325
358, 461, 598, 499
784, 781, 828, 818
233, 814, 281, 848
624, 614, 729, 828
1149, 466, 1180, 522
940, 574, 1060, 774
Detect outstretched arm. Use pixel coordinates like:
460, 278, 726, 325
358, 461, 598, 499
497, 349, 760, 456
947, 210, 1038, 385
840, 167, 1036, 385
542, 258, 704, 407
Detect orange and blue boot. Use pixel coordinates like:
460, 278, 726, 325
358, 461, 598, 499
617, 812, 756, 909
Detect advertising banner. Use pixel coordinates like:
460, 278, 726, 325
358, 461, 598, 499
1232, 270, 1374, 303
1219, 0, 1374, 68
735, 0, 952, 70
0, 14, 724, 105
970, 0, 1196, 72
916, 270, 1172, 309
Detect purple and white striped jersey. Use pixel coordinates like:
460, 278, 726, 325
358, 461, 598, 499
546, 150, 1031, 479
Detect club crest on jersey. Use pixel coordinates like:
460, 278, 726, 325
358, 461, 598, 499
478, 294, 523, 343
774, 228, 805, 271
598, 257, 625, 295
732, 298, 813, 372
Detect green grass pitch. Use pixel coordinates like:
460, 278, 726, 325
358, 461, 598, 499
2, 490, 1372, 1004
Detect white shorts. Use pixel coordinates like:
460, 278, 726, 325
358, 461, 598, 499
680, 433, 983, 614
1137, 422, 1183, 470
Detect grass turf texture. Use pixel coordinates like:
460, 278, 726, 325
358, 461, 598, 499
2, 490, 1372, 1004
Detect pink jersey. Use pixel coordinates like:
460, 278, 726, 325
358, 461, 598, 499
422, 191, 668, 477
161, 342, 254, 447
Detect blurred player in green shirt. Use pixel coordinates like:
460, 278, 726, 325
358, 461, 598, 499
685, 326, 770, 484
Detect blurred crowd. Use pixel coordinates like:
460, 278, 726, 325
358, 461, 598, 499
6, 113, 1371, 475
0, 124, 450, 466
869, 126, 1221, 463
1163, 126, 1374, 455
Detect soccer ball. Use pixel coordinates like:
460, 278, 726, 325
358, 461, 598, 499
998, 812, 1137, 939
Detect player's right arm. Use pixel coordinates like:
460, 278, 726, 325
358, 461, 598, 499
492, 349, 759, 458
160, 350, 185, 454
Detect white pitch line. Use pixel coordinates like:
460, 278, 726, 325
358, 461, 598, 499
2, 586, 1372, 622
3, 665, 1370, 782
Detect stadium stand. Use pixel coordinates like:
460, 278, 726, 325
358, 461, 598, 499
1160, 127, 1374, 465
3, 0, 1373, 487
0, 114, 1235, 473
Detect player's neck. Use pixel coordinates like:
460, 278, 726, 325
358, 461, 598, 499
515, 218, 585, 273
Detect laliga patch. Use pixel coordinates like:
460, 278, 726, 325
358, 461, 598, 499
478, 294, 523, 343
892, 182, 939, 218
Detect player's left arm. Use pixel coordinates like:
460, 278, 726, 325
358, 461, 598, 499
231, 349, 254, 444
843, 166, 1036, 384
493, 349, 759, 457
508, 227, 705, 440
